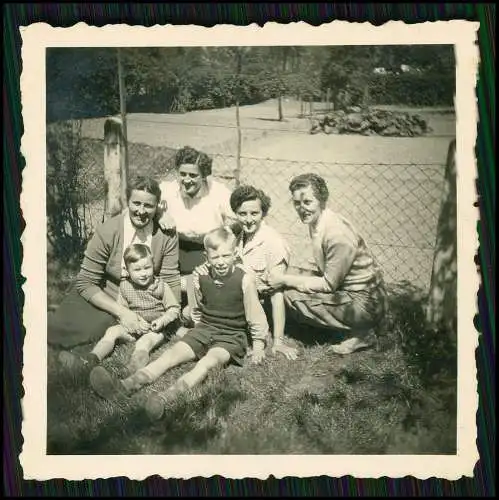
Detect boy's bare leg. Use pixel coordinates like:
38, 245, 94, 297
90, 341, 196, 401
127, 331, 164, 373
145, 347, 230, 421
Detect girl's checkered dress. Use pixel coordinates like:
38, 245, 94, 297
119, 278, 169, 323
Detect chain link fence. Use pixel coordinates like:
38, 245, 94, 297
73, 140, 446, 292
215, 154, 445, 292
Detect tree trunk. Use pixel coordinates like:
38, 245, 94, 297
277, 95, 283, 121
426, 139, 457, 336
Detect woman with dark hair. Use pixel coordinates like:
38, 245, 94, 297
48, 175, 181, 350
228, 185, 298, 361
262, 173, 387, 355
158, 146, 235, 309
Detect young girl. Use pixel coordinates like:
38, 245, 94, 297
59, 243, 180, 374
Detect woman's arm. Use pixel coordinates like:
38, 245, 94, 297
267, 237, 357, 294
266, 271, 331, 294
158, 230, 181, 302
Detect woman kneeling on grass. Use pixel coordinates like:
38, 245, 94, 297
262, 173, 387, 354
50, 176, 181, 369
89, 226, 269, 421
230, 185, 298, 360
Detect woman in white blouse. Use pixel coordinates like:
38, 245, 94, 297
158, 146, 235, 309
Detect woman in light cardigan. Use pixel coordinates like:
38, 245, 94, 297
48, 175, 180, 349
262, 173, 387, 355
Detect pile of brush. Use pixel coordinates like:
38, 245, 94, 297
310, 107, 432, 137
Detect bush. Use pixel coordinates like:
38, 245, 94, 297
369, 73, 455, 107
46, 120, 91, 266
387, 281, 457, 385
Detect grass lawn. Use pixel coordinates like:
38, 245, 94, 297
47, 281, 457, 455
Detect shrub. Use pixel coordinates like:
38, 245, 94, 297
368, 73, 455, 107
46, 120, 91, 266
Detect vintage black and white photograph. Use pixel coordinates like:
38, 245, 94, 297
20, 22, 479, 479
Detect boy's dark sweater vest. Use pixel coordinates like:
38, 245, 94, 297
198, 267, 247, 331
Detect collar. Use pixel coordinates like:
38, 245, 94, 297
123, 210, 154, 239
240, 221, 269, 254
309, 208, 331, 238
179, 177, 210, 201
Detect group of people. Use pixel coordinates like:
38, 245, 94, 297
49, 145, 387, 422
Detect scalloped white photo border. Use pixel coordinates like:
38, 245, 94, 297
20, 20, 480, 480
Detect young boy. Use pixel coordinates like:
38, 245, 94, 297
89, 226, 270, 420
59, 243, 180, 374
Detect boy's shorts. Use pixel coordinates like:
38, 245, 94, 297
180, 323, 248, 366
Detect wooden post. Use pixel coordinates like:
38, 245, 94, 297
104, 117, 125, 217
326, 88, 331, 112
117, 48, 129, 209
426, 139, 457, 335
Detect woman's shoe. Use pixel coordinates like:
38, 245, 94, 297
59, 350, 99, 373
330, 336, 372, 355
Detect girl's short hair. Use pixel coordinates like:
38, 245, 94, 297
203, 226, 237, 252
230, 185, 272, 216
174, 146, 212, 178
126, 175, 161, 203
123, 243, 153, 269
288, 173, 329, 207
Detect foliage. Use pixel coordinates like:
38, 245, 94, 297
387, 281, 457, 386
46, 45, 455, 122
369, 73, 456, 107
310, 108, 432, 137
321, 45, 455, 108
46, 120, 91, 266
47, 48, 119, 122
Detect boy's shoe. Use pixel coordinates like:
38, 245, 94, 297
144, 393, 168, 421
144, 381, 188, 421
59, 350, 99, 373
127, 350, 150, 375
89, 366, 130, 400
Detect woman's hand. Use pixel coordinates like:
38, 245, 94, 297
119, 309, 150, 335
193, 262, 210, 277
150, 317, 165, 332
272, 343, 298, 361
261, 269, 286, 292
250, 348, 266, 365
157, 209, 177, 232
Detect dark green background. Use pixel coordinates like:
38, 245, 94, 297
3, 3, 495, 496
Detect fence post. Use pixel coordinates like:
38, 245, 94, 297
426, 139, 457, 335
117, 48, 129, 209
104, 117, 126, 217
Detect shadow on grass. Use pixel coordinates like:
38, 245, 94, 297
47, 372, 248, 455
